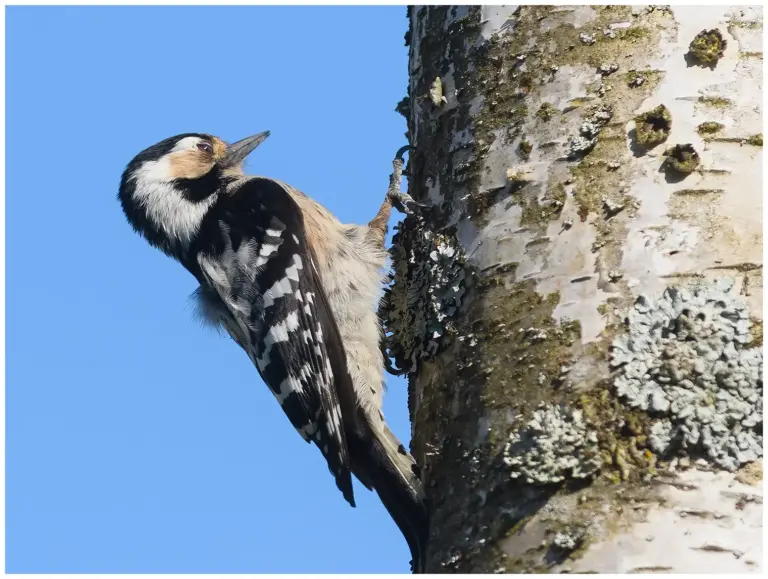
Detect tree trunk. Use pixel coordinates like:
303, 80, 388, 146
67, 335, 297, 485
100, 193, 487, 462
382, 5, 763, 573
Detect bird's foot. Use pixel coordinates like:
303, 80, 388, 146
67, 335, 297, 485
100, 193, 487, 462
387, 145, 427, 216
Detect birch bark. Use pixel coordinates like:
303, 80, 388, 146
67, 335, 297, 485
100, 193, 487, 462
382, 5, 763, 573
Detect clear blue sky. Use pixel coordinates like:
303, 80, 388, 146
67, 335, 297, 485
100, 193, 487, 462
7, 6, 413, 573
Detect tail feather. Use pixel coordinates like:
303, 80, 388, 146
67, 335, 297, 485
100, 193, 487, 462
349, 424, 429, 573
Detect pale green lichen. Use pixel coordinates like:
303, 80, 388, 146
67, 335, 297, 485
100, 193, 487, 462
566, 104, 614, 158
610, 279, 763, 471
503, 404, 602, 484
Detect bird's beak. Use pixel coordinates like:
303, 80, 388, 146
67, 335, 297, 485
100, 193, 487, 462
220, 131, 270, 168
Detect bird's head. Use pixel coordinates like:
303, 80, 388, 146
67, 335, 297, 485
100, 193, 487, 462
118, 131, 269, 255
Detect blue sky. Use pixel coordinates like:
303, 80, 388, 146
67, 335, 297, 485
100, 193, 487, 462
6, 6, 413, 573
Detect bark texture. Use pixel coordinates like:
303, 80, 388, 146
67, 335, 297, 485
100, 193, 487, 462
381, 5, 763, 573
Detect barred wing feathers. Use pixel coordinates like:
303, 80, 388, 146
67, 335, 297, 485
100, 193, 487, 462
196, 178, 357, 506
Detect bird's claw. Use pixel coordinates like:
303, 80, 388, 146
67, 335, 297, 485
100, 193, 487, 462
395, 145, 410, 162
388, 145, 427, 215
389, 190, 426, 215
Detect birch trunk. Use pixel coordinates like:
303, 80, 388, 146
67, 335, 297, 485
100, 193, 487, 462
382, 5, 763, 573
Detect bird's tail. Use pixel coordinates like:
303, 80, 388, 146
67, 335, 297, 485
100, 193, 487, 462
350, 422, 429, 573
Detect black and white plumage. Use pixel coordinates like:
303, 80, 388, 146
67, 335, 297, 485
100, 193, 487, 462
195, 179, 356, 503
118, 132, 428, 571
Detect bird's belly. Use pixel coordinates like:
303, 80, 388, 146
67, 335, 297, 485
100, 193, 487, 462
318, 248, 388, 418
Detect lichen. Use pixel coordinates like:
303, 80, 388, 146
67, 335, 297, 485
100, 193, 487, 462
518, 181, 567, 227
552, 527, 586, 553
568, 141, 634, 222
470, 280, 583, 418
610, 278, 763, 471
726, 18, 762, 30
620, 26, 651, 41
688, 29, 727, 66
598, 62, 619, 76
735, 460, 763, 485
536, 102, 558, 122
698, 96, 732, 108
696, 121, 724, 135
661, 143, 700, 175
380, 216, 469, 375
576, 385, 659, 482
429, 76, 446, 107
633, 104, 671, 149
673, 189, 724, 196
566, 104, 613, 159
464, 3, 665, 228
746, 134, 763, 146
503, 404, 602, 484
626, 70, 645, 88
519, 138, 533, 160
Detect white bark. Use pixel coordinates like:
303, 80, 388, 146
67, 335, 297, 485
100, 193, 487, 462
384, 5, 762, 573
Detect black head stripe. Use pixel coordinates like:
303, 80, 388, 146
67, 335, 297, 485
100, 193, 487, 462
172, 166, 225, 203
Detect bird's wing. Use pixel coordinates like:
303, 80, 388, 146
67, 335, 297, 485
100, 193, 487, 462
196, 178, 356, 506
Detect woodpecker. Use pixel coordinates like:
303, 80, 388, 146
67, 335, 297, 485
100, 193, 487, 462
117, 131, 428, 571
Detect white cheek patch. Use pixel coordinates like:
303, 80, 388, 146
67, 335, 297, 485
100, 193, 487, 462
131, 158, 216, 246
137, 156, 173, 181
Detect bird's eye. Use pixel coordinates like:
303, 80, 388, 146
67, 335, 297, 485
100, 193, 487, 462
196, 141, 213, 154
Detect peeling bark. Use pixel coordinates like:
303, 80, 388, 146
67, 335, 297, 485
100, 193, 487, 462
383, 5, 763, 573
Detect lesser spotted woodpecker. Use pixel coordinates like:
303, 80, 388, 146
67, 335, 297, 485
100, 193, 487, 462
117, 131, 428, 571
